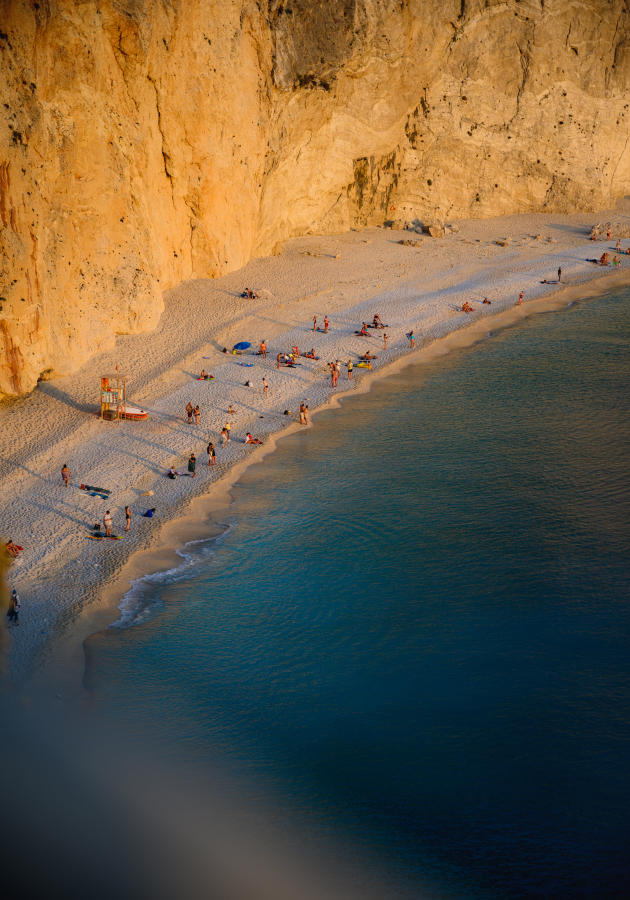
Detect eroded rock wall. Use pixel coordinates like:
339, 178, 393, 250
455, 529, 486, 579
1, 0, 629, 396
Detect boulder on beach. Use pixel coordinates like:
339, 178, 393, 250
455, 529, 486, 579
421, 224, 445, 238
397, 239, 424, 247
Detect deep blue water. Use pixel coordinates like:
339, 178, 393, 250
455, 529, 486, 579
85, 290, 630, 899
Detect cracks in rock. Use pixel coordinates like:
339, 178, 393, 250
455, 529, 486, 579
147, 73, 175, 206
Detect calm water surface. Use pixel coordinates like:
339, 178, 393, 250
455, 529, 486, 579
86, 290, 630, 899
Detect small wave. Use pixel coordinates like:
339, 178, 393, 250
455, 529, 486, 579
110, 523, 235, 630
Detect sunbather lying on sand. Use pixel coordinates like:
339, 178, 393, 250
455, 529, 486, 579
245, 433, 263, 444
360, 351, 378, 360
302, 349, 320, 359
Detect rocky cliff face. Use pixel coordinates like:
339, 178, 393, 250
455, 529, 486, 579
1, 0, 629, 396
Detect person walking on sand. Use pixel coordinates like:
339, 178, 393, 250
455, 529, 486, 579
188, 453, 196, 478
518, 291, 523, 306
61, 464, 70, 487
347, 359, 353, 380
260, 340, 267, 359
331, 364, 338, 388
407, 331, 415, 348
225, 420, 231, 441
207, 441, 216, 465
186, 402, 193, 425
220, 427, 229, 445
324, 316, 329, 333
557, 267, 562, 282
104, 510, 113, 537
194, 405, 200, 426
299, 401, 306, 425
262, 378, 268, 396
7, 590, 20, 626
125, 506, 131, 532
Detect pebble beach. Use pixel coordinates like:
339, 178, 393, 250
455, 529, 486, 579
2, 205, 630, 693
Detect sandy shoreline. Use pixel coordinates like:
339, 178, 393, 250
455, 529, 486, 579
3, 205, 630, 698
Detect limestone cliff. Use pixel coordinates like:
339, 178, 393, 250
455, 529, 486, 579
1, 0, 629, 396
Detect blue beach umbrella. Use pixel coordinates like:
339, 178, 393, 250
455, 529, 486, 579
233, 341, 251, 351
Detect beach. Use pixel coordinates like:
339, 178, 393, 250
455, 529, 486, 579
3, 205, 630, 695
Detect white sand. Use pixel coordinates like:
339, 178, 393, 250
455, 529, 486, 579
2, 205, 630, 690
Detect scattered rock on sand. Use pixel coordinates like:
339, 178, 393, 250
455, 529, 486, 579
495, 239, 510, 247
590, 222, 630, 238
421, 224, 445, 238
397, 239, 423, 247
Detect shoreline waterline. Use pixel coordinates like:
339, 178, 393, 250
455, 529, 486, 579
25, 264, 630, 702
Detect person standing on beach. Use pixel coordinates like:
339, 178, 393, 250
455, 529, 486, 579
607, 229, 611, 241
299, 401, 306, 425
104, 510, 113, 537
313, 315, 317, 331
331, 364, 338, 388
193, 405, 200, 426
324, 316, 329, 333
7, 590, 20, 626
262, 378, 268, 396
225, 420, 231, 442
557, 267, 562, 282
188, 453, 196, 478
407, 331, 415, 348
616, 239, 621, 251
186, 402, 193, 425
347, 360, 353, 380
61, 464, 70, 487
518, 291, 523, 306
207, 441, 216, 465
125, 506, 131, 532
304, 404, 309, 425
383, 333, 388, 349
277, 353, 282, 369
220, 427, 229, 445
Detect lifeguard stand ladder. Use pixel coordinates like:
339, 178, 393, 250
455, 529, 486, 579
100, 374, 127, 421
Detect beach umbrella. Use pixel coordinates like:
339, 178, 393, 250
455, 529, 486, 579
233, 341, 251, 351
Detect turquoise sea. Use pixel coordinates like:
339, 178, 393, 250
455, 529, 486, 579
84, 289, 630, 899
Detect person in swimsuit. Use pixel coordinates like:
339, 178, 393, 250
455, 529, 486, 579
262, 378, 268, 396
347, 360, 353, 380
517, 291, 523, 306
383, 333, 388, 348
228, 405, 234, 415
324, 316, 329, 333
373, 314, 383, 328
313, 315, 317, 331
188, 453, 196, 478
125, 506, 131, 531
360, 323, 368, 336
557, 267, 562, 282
407, 331, 414, 348
207, 442, 216, 466
245, 433, 262, 444
260, 341, 267, 359
61, 464, 70, 487
200, 369, 207, 379
483, 298, 491, 305
220, 427, 229, 445
167, 467, 177, 479
186, 402, 193, 424
5, 540, 21, 558
193, 405, 200, 426
104, 511, 113, 537
600, 252, 609, 266
277, 353, 282, 369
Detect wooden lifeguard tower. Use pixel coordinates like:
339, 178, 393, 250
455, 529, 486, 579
100, 374, 148, 421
